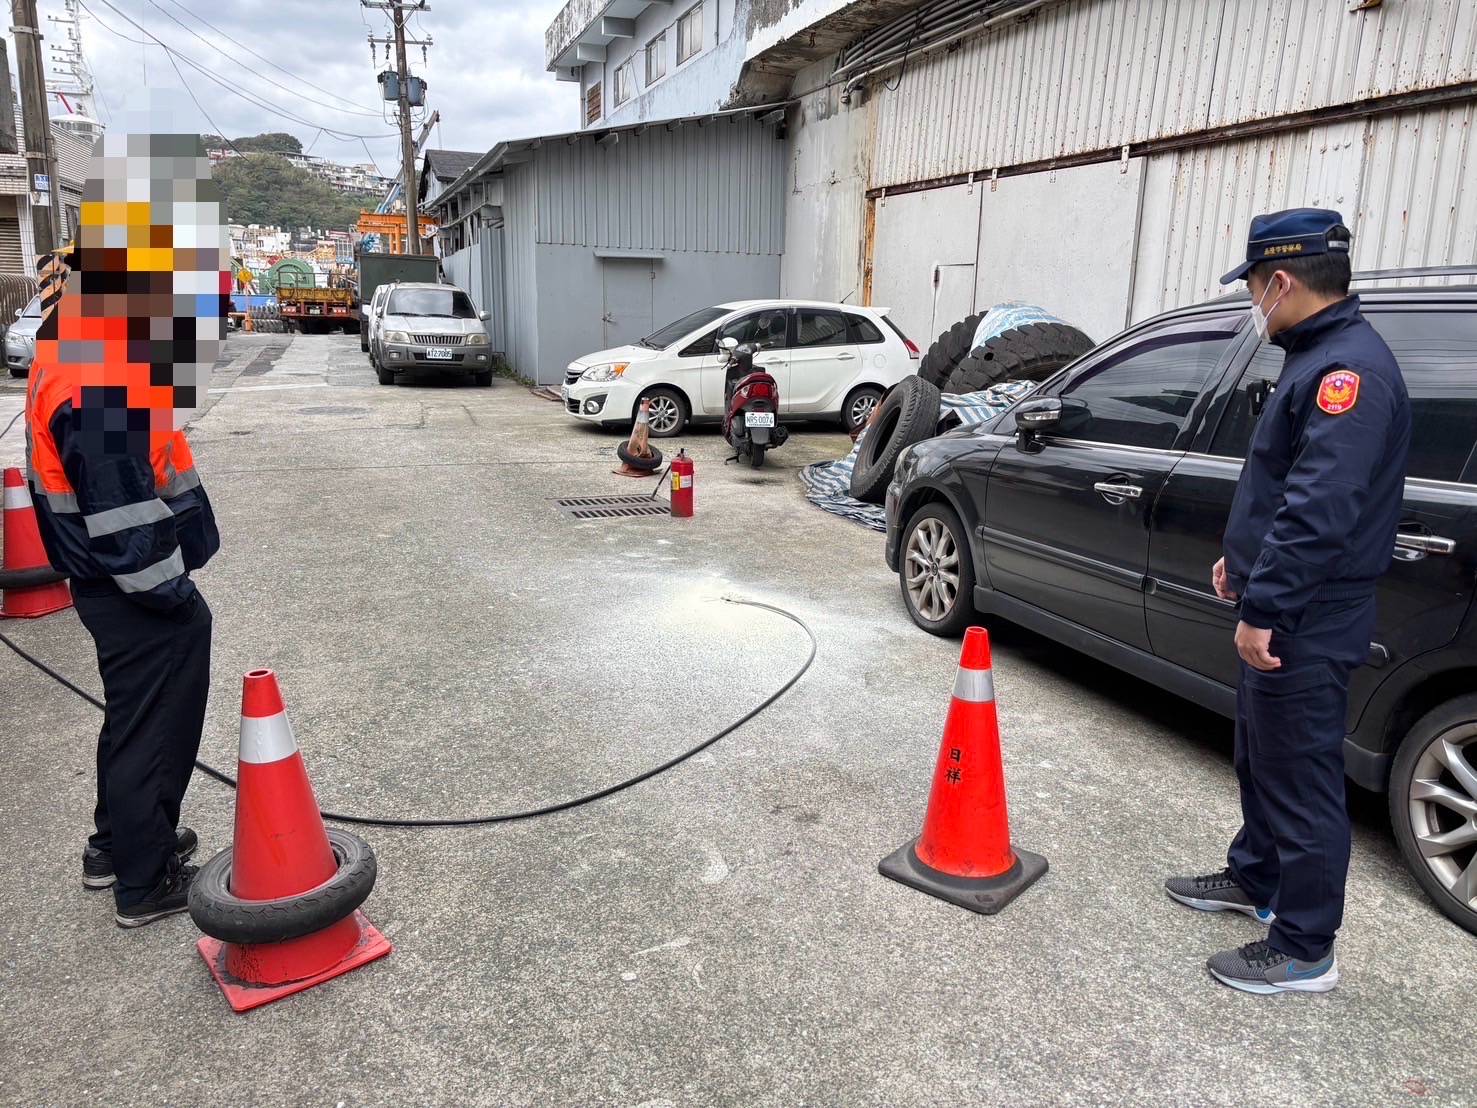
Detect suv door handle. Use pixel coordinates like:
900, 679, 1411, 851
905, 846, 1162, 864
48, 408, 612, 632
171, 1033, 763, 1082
835, 353, 856, 361
1395, 533, 1455, 555
760, 357, 783, 366
1093, 481, 1143, 502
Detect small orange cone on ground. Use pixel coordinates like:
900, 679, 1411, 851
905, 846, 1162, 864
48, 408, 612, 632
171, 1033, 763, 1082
878, 626, 1047, 914
1, 467, 72, 619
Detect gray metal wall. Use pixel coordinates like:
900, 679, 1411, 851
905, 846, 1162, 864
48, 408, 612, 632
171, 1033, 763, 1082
533, 117, 788, 255
502, 163, 542, 380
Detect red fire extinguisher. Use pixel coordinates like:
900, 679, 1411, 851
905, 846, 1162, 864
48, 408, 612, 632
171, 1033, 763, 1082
670, 449, 694, 517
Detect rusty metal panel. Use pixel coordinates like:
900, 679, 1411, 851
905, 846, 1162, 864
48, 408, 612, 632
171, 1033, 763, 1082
1354, 101, 1477, 284
1129, 118, 1368, 323
870, 0, 1477, 191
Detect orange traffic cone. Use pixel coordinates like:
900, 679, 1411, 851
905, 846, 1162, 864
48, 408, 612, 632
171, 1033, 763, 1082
613, 399, 663, 477
1, 467, 71, 618
191, 669, 390, 1012
879, 627, 1047, 914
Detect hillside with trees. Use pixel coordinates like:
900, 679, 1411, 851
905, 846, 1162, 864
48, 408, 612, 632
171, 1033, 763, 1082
206, 132, 364, 234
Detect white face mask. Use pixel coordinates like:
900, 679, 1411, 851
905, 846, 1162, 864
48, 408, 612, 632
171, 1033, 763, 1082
1250, 277, 1286, 342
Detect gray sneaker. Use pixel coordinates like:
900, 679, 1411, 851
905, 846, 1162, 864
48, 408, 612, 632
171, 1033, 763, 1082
1208, 940, 1338, 994
1164, 867, 1274, 923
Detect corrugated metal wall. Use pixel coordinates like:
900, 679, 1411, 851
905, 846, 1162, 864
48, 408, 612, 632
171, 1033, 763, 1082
534, 118, 787, 255
1129, 101, 1477, 320
501, 165, 542, 376
870, 0, 1477, 188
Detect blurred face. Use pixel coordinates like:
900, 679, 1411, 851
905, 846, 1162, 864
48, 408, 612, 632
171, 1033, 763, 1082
49, 132, 229, 450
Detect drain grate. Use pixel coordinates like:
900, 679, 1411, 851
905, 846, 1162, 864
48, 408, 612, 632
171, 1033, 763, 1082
554, 495, 669, 520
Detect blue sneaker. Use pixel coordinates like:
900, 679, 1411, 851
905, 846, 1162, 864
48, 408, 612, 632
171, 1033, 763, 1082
1208, 940, 1338, 994
1164, 867, 1274, 923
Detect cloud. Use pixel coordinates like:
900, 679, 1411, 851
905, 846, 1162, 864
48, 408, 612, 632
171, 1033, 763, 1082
24, 0, 578, 171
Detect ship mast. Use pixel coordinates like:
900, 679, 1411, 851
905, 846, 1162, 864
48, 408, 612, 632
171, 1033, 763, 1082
46, 0, 101, 125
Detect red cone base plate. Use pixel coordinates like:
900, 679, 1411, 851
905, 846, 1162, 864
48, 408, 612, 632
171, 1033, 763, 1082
196, 912, 392, 1012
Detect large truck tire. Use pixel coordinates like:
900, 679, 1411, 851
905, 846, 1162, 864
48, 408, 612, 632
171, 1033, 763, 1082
848, 376, 942, 505
917, 312, 984, 389
943, 322, 1095, 395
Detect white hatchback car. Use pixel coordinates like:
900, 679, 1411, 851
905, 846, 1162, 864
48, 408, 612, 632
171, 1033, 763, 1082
561, 300, 920, 436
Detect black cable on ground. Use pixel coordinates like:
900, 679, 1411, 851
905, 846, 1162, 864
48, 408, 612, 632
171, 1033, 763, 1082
0, 597, 816, 828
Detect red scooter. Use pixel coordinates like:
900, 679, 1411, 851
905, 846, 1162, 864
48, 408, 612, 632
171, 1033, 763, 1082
720, 337, 789, 468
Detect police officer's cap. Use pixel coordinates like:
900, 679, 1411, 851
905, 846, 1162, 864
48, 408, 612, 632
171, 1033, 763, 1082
1219, 208, 1351, 285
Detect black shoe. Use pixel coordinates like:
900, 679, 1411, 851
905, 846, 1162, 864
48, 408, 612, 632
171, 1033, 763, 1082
114, 862, 200, 929
83, 827, 199, 890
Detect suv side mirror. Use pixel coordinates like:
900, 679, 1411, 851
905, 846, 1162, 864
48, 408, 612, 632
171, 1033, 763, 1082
720, 337, 739, 352
1014, 397, 1062, 454
479, 310, 490, 321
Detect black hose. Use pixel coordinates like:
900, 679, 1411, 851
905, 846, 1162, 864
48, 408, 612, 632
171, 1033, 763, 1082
0, 596, 816, 828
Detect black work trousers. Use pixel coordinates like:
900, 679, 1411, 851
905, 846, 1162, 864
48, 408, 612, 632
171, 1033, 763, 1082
1226, 596, 1376, 962
72, 584, 212, 909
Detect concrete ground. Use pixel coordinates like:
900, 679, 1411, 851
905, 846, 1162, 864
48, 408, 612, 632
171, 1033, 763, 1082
1, 334, 1473, 1107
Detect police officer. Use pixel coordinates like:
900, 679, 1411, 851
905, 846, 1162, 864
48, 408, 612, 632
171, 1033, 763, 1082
1163, 209, 1411, 994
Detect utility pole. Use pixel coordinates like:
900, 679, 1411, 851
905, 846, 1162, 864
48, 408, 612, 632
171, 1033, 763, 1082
11, 0, 61, 256
362, 0, 430, 255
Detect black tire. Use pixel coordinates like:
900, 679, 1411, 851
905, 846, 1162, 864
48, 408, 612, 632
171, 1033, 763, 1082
474, 369, 493, 387
848, 376, 942, 504
360, 330, 369, 352
898, 501, 978, 636
917, 312, 985, 389
188, 827, 378, 945
8, 366, 26, 378
376, 363, 396, 386
641, 388, 688, 438
749, 444, 766, 468
617, 442, 664, 470
1389, 694, 1477, 936
841, 385, 884, 433
942, 322, 1095, 395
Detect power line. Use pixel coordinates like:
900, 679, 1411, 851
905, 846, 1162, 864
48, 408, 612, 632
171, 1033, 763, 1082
150, 0, 386, 118
80, 0, 399, 142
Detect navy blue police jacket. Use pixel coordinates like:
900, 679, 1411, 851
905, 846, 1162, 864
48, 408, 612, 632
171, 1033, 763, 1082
1223, 295, 1411, 630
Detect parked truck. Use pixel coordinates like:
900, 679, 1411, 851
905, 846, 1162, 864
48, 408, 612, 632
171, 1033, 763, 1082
276, 264, 360, 335
357, 252, 441, 352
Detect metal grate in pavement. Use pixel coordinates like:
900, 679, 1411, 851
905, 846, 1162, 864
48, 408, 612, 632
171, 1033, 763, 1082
553, 495, 669, 520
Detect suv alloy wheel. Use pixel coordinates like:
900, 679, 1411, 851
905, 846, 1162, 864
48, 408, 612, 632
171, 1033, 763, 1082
900, 502, 976, 636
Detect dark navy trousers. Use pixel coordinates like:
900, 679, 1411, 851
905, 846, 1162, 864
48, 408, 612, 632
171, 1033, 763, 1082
72, 583, 212, 909
1227, 596, 1377, 962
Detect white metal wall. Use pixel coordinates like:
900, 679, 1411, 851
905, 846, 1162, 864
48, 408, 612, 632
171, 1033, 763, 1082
1130, 100, 1477, 321
870, 0, 1477, 188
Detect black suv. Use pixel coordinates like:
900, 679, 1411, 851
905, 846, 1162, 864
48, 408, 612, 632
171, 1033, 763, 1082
884, 274, 1477, 935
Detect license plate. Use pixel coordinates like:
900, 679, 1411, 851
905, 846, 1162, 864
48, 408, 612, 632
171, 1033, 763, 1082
426, 347, 454, 361
560, 385, 570, 401
745, 412, 775, 427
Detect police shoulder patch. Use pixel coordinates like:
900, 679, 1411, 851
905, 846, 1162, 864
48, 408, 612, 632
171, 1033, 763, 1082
1316, 369, 1360, 415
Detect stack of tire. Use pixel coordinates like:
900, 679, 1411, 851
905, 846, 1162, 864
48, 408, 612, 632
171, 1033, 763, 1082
847, 314, 1094, 505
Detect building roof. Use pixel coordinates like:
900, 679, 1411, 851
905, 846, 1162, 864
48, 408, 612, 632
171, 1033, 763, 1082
428, 103, 792, 212
423, 149, 481, 181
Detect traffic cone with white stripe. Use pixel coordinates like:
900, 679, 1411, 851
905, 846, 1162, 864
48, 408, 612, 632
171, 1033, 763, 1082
879, 627, 1047, 914
193, 669, 390, 1011
1, 467, 71, 618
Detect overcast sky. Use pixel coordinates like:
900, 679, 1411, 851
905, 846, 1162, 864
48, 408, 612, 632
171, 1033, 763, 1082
16, 0, 576, 172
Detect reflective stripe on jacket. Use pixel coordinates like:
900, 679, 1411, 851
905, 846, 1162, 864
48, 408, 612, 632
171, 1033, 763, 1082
24, 360, 219, 610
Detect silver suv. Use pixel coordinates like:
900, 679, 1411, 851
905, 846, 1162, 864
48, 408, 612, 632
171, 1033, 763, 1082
374, 282, 493, 387
5, 294, 43, 377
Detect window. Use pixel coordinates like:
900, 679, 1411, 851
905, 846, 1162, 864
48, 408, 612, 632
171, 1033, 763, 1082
1052, 328, 1236, 449
794, 309, 850, 347
386, 287, 477, 319
585, 81, 602, 126
718, 309, 788, 349
677, 3, 703, 64
645, 33, 667, 85
1211, 309, 1477, 484
613, 60, 635, 107
643, 305, 731, 351
845, 313, 886, 344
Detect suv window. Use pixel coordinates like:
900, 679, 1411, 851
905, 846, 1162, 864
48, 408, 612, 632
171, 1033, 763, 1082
1209, 309, 1477, 484
387, 288, 476, 318
1051, 328, 1237, 449
794, 309, 850, 347
846, 314, 886, 344
719, 309, 789, 350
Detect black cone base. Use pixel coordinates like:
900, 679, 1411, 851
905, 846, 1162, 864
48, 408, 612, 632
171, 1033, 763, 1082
878, 837, 1048, 916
